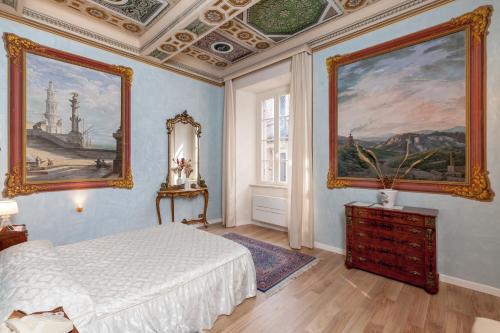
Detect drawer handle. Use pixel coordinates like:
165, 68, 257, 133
357, 257, 367, 262
409, 271, 421, 276
358, 220, 366, 224
357, 244, 365, 249
409, 242, 421, 248
357, 232, 366, 237
407, 216, 420, 222
407, 256, 420, 262
408, 228, 422, 234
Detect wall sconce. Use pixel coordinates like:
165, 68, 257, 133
72, 191, 86, 214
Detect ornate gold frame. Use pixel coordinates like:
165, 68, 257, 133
163, 110, 204, 189
326, 6, 493, 201
3, 33, 133, 197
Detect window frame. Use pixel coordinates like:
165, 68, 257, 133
256, 86, 290, 186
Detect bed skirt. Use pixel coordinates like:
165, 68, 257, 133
83, 252, 256, 333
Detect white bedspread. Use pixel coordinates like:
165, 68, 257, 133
56, 223, 256, 333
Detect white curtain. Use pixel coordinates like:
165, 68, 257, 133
288, 52, 314, 249
222, 79, 237, 227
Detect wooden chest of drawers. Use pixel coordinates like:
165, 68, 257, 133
0, 225, 28, 252
345, 203, 438, 294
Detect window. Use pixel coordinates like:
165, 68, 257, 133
258, 88, 290, 184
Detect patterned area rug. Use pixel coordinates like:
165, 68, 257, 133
223, 233, 318, 293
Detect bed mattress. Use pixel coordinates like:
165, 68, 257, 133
56, 223, 257, 332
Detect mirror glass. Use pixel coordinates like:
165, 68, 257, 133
166, 111, 201, 189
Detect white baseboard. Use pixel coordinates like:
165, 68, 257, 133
313, 242, 500, 297
251, 220, 288, 232
440, 274, 500, 297
314, 241, 346, 255
170, 218, 222, 225
207, 218, 222, 225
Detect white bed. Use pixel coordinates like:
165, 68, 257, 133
0, 223, 257, 333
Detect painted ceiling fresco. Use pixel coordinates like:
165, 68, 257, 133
50, 0, 179, 35
163, 0, 378, 69
3, 0, 393, 80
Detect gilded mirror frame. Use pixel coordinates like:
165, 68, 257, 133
162, 110, 204, 190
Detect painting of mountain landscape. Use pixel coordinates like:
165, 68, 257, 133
337, 30, 466, 183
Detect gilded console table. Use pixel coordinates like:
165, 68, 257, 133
156, 187, 209, 227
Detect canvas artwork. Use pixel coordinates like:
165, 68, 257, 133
3, 33, 133, 197
327, 6, 493, 200
337, 31, 466, 183
26, 53, 122, 182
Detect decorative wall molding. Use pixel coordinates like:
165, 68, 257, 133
0, 0, 454, 85
167, 59, 223, 82
0, 9, 223, 86
23, 7, 140, 53
310, 0, 453, 51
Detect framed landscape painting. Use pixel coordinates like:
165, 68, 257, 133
3, 33, 133, 197
326, 6, 493, 201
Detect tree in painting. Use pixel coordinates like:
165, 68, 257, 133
337, 31, 466, 183
25, 53, 122, 182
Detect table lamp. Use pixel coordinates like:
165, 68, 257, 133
0, 200, 19, 228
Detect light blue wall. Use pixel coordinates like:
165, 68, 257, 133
313, 0, 500, 288
0, 19, 224, 246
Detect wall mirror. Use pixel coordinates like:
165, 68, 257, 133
163, 111, 203, 190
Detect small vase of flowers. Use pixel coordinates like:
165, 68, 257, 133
171, 158, 192, 185
355, 139, 436, 208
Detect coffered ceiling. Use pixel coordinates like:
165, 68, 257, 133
0, 0, 452, 84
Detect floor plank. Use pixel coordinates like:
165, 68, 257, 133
203, 224, 500, 333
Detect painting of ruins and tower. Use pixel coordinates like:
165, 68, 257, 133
26, 52, 123, 182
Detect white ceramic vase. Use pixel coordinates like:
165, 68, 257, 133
379, 189, 399, 208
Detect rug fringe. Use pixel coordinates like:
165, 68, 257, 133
264, 258, 320, 296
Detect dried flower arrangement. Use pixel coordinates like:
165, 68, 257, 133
355, 139, 436, 189
171, 158, 192, 178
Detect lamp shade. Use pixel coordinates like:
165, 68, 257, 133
0, 200, 19, 216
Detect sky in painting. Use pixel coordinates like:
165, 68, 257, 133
26, 53, 121, 148
337, 31, 466, 140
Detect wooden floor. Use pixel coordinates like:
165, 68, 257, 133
205, 224, 500, 333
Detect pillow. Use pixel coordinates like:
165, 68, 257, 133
0, 240, 95, 329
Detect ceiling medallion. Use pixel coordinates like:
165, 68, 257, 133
343, 0, 366, 10
160, 44, 178, 53
122, 22, 141, 33
204, 9, 225, 23
211, 42, 234, 53
227, 0, 251, 7
175, 32, 194, 43
86, 7, 108, 20
255, 41, 270, 49
247, 0, 328, 36
237, 31, 253, 40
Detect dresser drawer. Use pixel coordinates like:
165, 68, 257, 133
353, 208, 425, 227
352, 226, 425, 253
353, 242, 425, 266
352, 253, 426, 285
354, 218, 425, 237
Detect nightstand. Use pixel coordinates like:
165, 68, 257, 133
0, 225, 28, 252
